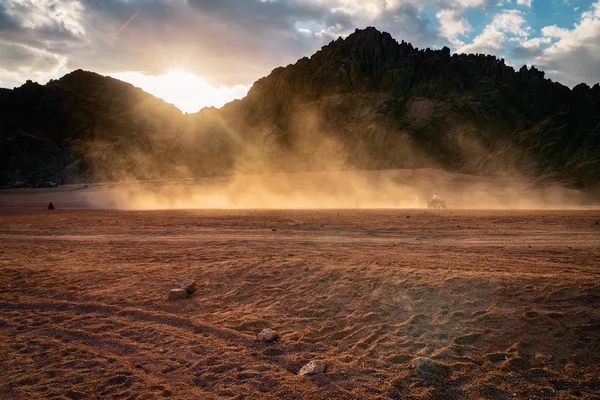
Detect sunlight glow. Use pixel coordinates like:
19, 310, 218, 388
110, 70, 249, 113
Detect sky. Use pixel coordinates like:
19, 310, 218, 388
1, 0, 599, 112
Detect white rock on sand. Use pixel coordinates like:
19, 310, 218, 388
167, 288, 188, 300
298, 360, 325, 376
257, 328, 279, 342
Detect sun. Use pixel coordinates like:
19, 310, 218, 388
110, 70, 248, 113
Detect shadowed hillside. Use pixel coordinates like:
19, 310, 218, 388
0, 71, 234, 186
1, 27, 599, 188
220, 27, 600, 186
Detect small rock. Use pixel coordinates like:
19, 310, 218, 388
272, 228, 277, 232
298, 360, 325, 376
257, 328, 279, 343
594, 220, 599, 226
168, 288, 188, 300
45, 182, 58, 188
180, 278, 197, 294
406, 216, 411, 218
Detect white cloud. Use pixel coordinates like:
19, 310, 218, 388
510, 36, 551, 58
533, 1, 600, 86
436, 9, 472, 46
516, 0, 532, 7
434, 0, 487, 48
451, 0, 487, 6
457, 9, 530, 54
541, 25, 570, 38
519, 37, 552, 48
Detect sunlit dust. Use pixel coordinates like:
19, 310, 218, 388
110, 70, 249, 113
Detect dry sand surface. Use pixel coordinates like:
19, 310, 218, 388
1, 186, 600, 399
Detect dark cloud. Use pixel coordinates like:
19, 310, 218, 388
0, 0, 83, 54
0, 0, 441, 88
510, 45, 542, 59
376, 3, 440, 47
0, 43, 40, 68
0, 3, 19, 32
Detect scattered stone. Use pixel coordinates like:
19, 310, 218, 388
411, 357, 451, 381
406, 216, 411, 218
180, 278, 197, 294
594, 220, 599, 225
298, 360, 325, 376
257, 328, 279, 343
168, 288, 188, 300
272, 228, 278, 231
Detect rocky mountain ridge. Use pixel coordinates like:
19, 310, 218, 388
1, 27, 599, 188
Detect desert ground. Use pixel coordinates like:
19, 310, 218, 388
1, 174, 600, 399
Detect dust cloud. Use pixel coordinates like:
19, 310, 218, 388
88, 169, 598, 210
79, 103, 598, 211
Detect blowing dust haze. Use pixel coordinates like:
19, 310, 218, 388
86, 169, 598, 210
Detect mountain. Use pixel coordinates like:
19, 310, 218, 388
221, 27, 600, 186
1, 27, 599, 188
0, 70, 233, 186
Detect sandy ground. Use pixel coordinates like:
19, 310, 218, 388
1, 190, 600, 399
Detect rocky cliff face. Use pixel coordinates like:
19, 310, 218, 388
223, 27, 600, 186
1, 27, 599, 188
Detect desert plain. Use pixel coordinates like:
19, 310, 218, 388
1, 171, 599, 399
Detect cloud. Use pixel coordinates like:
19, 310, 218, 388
457, 9, 530, 54
541, 25, 570, 38
0, 0, 443, 90
0, 0, 597, 94
510, 37, 551, 58
437, 9, 472, 46
0, 42, 66, 89
434, 0, 487, 48
533, 1, 600, 86
516, 0, 532, 7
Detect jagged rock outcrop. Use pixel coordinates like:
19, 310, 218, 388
1, 27, 599, 188
223, 27, 600, 186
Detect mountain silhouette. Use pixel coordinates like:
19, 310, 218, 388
1, 27, 599, 188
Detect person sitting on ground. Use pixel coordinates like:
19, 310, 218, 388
48, 202, 54, 210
